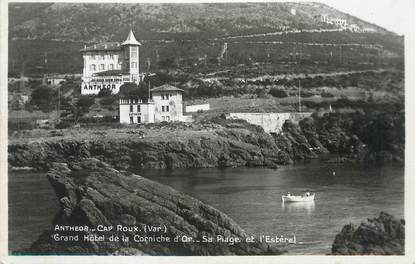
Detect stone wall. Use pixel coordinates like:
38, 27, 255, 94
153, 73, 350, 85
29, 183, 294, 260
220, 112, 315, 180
227, 112, 313, 133
185, 104, 210, 113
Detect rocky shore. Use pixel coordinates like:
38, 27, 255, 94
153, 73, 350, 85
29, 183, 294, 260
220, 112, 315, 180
8, 118, 328, 171
21, 159, 281, 255
8, 111, 404, 171
332, 212, 405, 255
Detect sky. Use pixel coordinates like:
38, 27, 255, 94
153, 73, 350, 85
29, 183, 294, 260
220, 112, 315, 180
317, 0, 413, 35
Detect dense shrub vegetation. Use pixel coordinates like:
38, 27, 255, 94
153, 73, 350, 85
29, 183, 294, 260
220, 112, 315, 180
313, 111, 404, 163
269, 88, 288, 98
29, 86, 57, 112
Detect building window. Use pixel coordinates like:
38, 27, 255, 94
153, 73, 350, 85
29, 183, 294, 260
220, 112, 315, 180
130, 117, 134, 124
137, 116, 141, 123
162, 116, 166, 121
90, 64, 96, 71
100, 64, 105, 70
110, 54, 114, 59
131, 62, 137, 68
109, 64, 114, 70
166, 116, 170, 122
161, 95, 164, 100
130, 105, 134, 112
131, 47, 137, 58
162, 106, 165, 112
166, 105, 169, 112
137, 105, 140, 112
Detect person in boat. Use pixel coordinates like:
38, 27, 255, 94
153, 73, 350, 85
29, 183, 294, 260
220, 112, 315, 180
287, 192, 291, 197
305, 192, 310, 196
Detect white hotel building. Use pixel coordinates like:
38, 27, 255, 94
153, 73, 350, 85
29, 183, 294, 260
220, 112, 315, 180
80, 30, 141, 95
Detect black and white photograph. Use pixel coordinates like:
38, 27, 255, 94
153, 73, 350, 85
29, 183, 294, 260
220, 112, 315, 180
1, 0, 413, 262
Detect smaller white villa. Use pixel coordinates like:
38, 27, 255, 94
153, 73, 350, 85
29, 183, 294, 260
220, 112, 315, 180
119, 84, 192, 124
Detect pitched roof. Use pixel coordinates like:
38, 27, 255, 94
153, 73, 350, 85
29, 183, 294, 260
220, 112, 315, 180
150, 84, 184, 93
121, 30, 142, 46
80, 42, 121, 52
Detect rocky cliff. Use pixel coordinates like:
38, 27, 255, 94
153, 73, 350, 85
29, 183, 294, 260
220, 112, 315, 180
332, 212, 405, 255
23, 159, 281, 255
8, 118, 327, 170
9, 112, 403, 170
273, 118, 329, 160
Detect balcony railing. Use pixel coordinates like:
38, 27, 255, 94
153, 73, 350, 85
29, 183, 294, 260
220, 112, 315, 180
120, 98, 154, 104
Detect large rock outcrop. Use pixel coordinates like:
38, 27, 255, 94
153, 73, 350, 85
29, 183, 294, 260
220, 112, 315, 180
331, 212, 405, 255
8, 119, 327, 170
24, 159, 281, 255
313, 112, 404, 165
272, 118, 329, 160
8, 110, 404, 170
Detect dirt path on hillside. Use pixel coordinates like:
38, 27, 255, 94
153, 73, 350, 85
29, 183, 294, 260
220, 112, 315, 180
208, 28, 344, 41
202, 69, 393, 82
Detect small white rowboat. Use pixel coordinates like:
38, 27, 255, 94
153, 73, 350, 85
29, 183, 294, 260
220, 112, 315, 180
282, 193, 315, 202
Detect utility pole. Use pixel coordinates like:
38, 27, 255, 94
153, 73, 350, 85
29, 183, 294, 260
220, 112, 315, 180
147, 57, 151, 72
57, 85, 61, 123
20, 60, 25, 91
44, 52, 48, 67
298, 79, 302, 112
148, 78, 151, 100
225, 46, 228, 65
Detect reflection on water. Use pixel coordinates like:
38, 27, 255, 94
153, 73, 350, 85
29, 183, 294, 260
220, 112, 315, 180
282, 201, 316, 215
138, 161, 404, 254
8, 170, 59, 252
9, 160, 404, 255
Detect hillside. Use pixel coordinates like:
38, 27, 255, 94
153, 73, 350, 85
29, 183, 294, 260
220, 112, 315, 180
8, 2, 403, 76
9, 2, 393, 42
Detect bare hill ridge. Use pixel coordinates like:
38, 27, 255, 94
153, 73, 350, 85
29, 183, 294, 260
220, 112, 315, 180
9, 2, 393, 43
